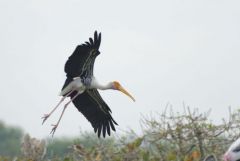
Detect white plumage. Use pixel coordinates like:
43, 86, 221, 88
59, 77, 85, 96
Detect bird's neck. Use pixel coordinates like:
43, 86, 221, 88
90, 78, 113, 90
97, 83, 112, 90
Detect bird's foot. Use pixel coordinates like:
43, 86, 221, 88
50, 124, 58, 137
41, 114, 50, 125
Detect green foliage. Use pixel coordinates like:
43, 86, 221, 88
47, 137, 74, 158
46, 132, 115, 159
0, 121, 23, 156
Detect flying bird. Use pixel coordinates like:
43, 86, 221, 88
42, 31, 135, 137
224, 138, 240, 161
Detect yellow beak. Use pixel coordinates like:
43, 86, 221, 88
118, 85, 135, 102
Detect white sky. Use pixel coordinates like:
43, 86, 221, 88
0, 0, 240, 138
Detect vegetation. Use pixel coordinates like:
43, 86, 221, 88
1, 107, 240, 161
0, 121, 23, 156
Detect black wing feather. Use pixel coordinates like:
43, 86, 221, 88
94, 31, 98, 44
102, 122, 106, 137
64, 31, 101, 79
97, 125, 102, 137
96, 33, 101, 49
89, 38, 94, 45
94, 31, 101, 49
72, 89, 118, 138
85, 41, 91, 46
106, 122, 111, 136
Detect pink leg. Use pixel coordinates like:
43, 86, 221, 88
42, 89, 75, 124
50, 92, 81, 137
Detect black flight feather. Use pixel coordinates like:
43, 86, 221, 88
71, 89, 118, 138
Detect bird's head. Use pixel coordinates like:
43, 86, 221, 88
112, 81, 135, 102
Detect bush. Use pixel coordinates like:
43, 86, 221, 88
1, 106, 240, 161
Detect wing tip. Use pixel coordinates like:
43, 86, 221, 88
94, 118, 118, 138
92, 30, 101, 50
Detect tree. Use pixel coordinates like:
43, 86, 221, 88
0, 121, 23, 156
140, 106, 240, 161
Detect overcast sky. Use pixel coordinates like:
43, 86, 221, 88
0, 0, 240, 138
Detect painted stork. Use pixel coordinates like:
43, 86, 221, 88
42, 31, 135, 137
224, 138, 240, 161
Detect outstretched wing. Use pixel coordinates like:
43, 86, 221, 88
72, 89, 118, 138
64, 31, 101, 79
